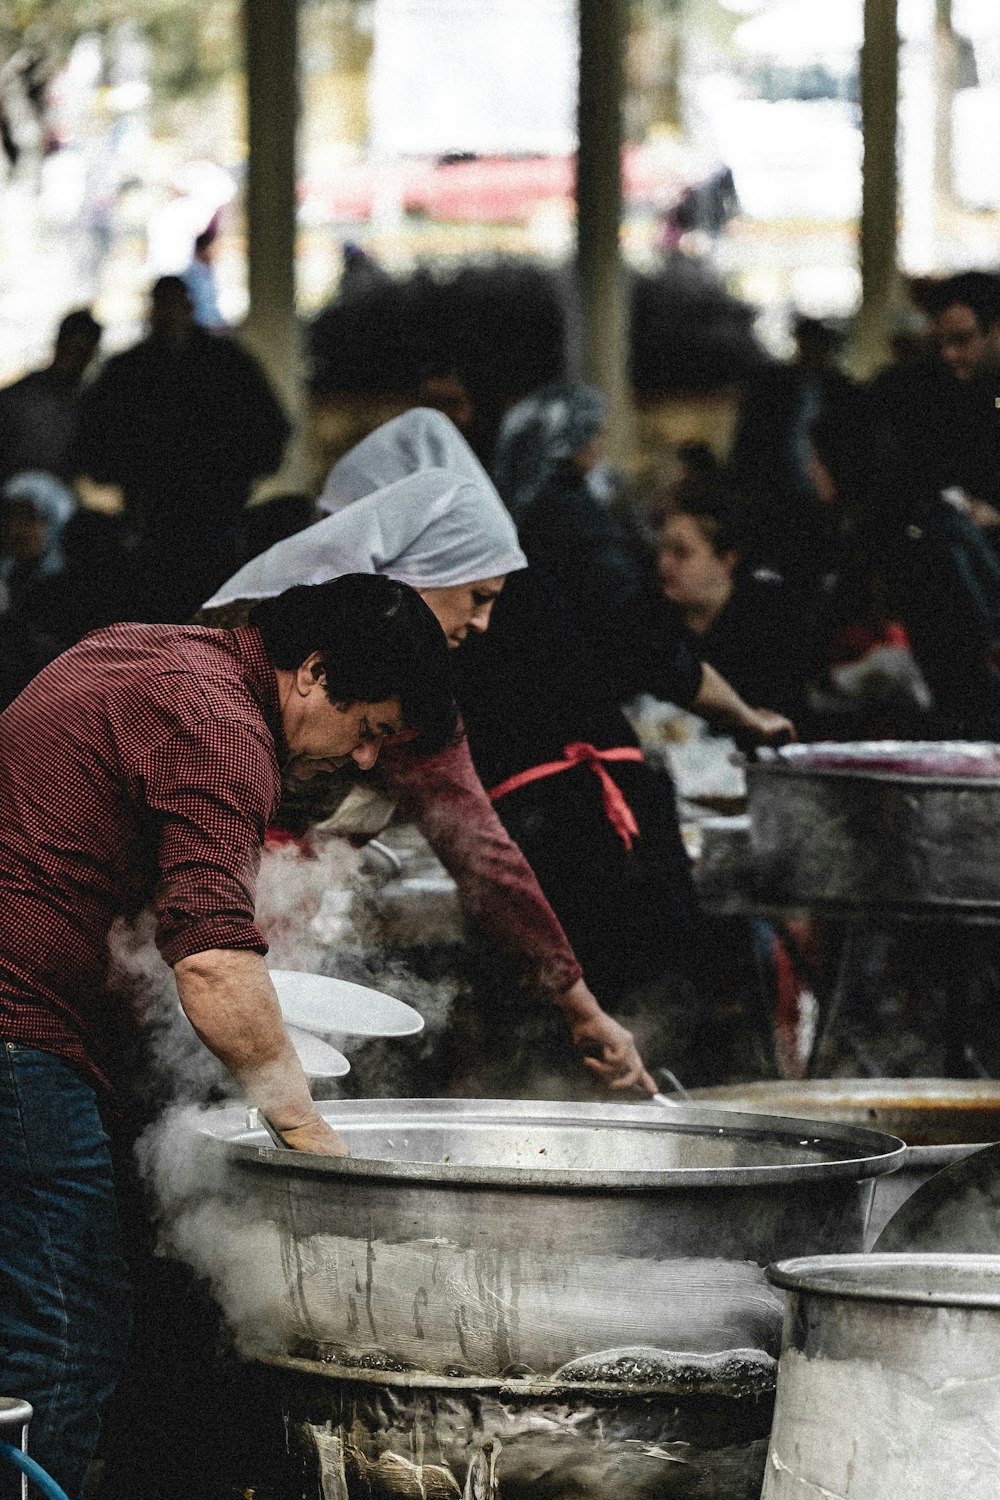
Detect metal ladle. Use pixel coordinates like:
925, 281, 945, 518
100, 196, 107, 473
646, 1067, 692, 1109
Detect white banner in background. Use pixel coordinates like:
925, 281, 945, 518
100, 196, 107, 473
370, 0, 577, 156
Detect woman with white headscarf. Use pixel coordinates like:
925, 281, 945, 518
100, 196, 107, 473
201, 453, 655, 1095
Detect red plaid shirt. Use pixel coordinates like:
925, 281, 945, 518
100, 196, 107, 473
0, 623, 282, 1092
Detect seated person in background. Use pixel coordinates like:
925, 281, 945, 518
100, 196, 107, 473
0, 308, 101, 486
657, 477, 815, 728
0, 471, 75, 616
493, 381, 795, 747
15, 510, 139, 650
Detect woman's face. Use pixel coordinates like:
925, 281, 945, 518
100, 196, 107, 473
2, 500, 47, 563
417, 576, 506, 648
658, 513, 735, 610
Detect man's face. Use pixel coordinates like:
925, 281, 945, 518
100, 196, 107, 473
416, 576, 506, 648
280, 655, 404, 778
934, 303, 992, 382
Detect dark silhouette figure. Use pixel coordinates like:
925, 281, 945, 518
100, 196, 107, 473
76, 277, 290, 621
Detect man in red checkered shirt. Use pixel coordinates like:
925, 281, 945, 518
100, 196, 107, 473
0, 573, 456, 1500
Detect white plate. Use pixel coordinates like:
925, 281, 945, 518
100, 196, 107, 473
286, 1025, 350, 1078
269, 969, 424, 1039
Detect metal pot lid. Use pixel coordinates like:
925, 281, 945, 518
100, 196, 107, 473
768, 1252, 1000, 1309
196, 1097, 905, 1191
755, 741, 1000, 782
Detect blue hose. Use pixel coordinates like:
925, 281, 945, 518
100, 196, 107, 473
0, 1440, 71, 1500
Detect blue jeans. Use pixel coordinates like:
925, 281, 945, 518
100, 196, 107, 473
0, 1045, 131, 1500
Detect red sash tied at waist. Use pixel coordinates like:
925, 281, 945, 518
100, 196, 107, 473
488, 742, 645, 851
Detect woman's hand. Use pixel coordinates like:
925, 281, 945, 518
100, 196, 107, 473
692, 663, 796, 746
570, 1010, 656, 1092
555, 979, 656, 1092
738, 706, 797, 746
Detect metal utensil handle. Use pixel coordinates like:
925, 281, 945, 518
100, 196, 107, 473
247, 1107, 293, 1149
656, 1067, 692, 1102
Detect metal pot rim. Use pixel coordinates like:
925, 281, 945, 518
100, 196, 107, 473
768, 1252, 1000, 1309
197, 1098, 905, 1191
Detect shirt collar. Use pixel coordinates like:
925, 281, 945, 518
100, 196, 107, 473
231, 626, 288, 760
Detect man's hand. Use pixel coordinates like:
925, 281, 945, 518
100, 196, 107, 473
273, 1113, 350, 1156
554, 978, 655, 1093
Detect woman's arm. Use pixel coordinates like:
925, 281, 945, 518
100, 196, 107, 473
380, 734, 654, 1091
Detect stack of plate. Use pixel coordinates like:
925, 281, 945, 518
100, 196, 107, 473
269, 968, 424, 1084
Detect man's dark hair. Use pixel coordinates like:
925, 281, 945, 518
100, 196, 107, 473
249, 573, 458, 755
923, 271, 1000, 332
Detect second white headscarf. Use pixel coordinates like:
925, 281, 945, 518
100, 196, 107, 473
318, 407, 495, 514
204, 466, 527, 607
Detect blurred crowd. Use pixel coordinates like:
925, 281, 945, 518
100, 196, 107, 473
4, 266, 1000, 743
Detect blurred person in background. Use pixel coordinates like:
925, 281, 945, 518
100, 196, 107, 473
493, 380, 795, 749
13, 510, 139, 652
0, 471, 75, 616
0, 308, 101, 486
657, 474, 813, 726
76, 276, 290, 622
860, 271, 1000, 737
181, 218, 227, 332
727, 314, 858, 590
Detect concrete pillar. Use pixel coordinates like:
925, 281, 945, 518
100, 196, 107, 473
576, 0, 635, 467
853, 0, 900, 379
933, 0, 958, 218
242, 0, 310, 493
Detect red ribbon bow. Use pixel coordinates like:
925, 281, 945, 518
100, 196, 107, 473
488, 741, 645, 850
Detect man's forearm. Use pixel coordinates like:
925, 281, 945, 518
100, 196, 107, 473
174, 947, 342, 1147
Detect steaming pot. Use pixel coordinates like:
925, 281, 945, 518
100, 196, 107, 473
196, 1097, 902, 1498
690, 1078, 1000, 1244
763, 1254, 1000, 1499
747, 742, 1000, 911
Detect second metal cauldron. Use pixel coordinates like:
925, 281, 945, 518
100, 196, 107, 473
747, 742, 1000, 912
763, 1254, 1000, 1499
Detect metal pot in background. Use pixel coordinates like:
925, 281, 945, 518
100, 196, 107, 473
762, 1254, 1000, 1500
689, 1079, 1000, 1245
195, 1098, 903, 1499
747, 743, 1000, 913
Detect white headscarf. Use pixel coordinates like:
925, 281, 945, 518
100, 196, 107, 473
319, 407, 495, 514
204, 467, 526, 608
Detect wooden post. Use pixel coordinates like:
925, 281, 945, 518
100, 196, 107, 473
853, 0, 900, 379
933, 0, 958, 220
576, 0, 635, 467
242, 0, 309, 493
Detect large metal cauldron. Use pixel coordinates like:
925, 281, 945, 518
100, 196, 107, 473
690, 1079, 1000, 1244
197, 1098, 902, 1499
763, 1254, 1000, 1499
747, 742, 1000, 911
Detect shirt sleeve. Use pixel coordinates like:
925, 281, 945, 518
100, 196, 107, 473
379, 733, 584, 1002
132, 717, 281, 966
